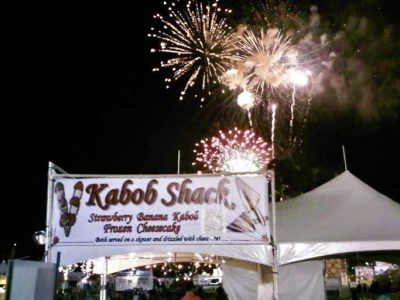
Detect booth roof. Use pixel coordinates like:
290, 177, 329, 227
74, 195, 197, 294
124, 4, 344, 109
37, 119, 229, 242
276, 171, 400, 264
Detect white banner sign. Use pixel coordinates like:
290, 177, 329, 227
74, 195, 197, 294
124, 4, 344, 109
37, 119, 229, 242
49, 175, 269, 249
115, 275, 154, 291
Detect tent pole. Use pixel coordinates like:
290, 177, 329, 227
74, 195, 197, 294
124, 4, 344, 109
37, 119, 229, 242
46, 162, 69, 263
50, 162, 68, 174
45, 162, 56, 263
177, 150, 181, 175
342, 145, 348, 171
100, 256, 108, 300
271, 170, 279, 300
53, 252, 61, 300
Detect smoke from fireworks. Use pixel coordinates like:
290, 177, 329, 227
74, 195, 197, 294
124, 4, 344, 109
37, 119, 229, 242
193, 127, 272, 173
150, 0, 240, 101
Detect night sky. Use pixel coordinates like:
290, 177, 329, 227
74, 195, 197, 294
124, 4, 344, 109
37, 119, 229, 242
4, 1, 400, 260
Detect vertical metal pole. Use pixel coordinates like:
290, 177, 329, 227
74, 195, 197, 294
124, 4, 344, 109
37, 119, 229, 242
53, 252, 61, 300
100, 257, 108, 300
271, 170, 279, 300
177, 150, 181, 175
5, 260, 14, 300
5, 244, 16, 300
45, 162, 55, 263
342, 145, 348, 171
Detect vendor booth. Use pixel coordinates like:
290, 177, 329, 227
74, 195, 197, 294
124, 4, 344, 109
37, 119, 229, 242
46, 162, 276, 299
46, 163, 400, 299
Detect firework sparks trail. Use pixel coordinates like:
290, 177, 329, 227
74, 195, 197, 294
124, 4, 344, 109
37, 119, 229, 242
237, 89, 256, 127
297, 93, 312, 149
271, 103, 277, 159
289, 83, 296, 146
193, 127, 272, 173
287, 68, 311, 146
150, 0, 240, 100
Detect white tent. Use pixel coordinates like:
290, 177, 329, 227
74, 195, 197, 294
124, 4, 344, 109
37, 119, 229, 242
229, 171, 400, 300
276, 171, 400, 265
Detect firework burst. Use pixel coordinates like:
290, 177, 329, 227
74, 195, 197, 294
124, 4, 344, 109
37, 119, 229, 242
193, 127, 272, 173
223, 26, 314, 150
150, 0, 240, 101
225, 28, 303, 95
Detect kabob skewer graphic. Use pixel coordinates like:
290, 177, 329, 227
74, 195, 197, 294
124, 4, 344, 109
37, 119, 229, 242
55, 181, 84, 237
226, 177, 269, 242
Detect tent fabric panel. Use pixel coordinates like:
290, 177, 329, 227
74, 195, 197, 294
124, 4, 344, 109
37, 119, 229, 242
279, 241, 400, 265
222, 260, 325, 300
278, 260, 325, 300
222, 261, 274, 300
51, 244, 274, 270
277, 172, 400, 243
222, 264, 257, 299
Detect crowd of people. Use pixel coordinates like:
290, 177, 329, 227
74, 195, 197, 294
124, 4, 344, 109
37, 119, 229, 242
56, 281, 229, 300
129, 282, 228, 300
